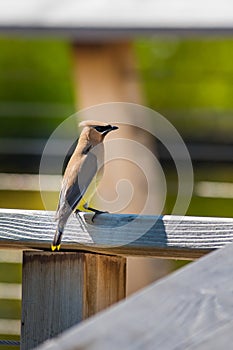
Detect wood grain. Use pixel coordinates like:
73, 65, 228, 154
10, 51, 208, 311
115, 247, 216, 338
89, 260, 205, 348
21, 251, 126, 349
35, 241, 233, 350
0, 209, 233, 259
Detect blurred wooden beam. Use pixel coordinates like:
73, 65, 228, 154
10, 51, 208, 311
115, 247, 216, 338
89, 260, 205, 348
72, 42, 143, 106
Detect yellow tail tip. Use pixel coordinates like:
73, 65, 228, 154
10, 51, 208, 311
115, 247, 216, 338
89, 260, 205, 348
51, 244, 61, 251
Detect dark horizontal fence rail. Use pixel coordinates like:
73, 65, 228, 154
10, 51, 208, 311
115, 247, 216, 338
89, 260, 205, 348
1, 138, 232, 162
0, 209, 233, 259
0, 340, 20, 346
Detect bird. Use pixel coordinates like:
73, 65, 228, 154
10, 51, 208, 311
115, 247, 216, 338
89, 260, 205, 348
51, 120, 119, 251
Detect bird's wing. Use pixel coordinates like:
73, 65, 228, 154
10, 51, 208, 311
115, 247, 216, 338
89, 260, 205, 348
56, 151, 98, 220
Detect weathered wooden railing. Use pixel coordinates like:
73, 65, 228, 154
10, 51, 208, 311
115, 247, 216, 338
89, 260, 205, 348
0, 208, 233, 349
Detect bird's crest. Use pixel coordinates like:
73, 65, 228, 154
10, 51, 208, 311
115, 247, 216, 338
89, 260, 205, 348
79, 120, 109, 128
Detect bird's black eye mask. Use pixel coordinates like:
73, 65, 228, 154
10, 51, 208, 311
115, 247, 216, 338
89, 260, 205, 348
93, 125, 112, 133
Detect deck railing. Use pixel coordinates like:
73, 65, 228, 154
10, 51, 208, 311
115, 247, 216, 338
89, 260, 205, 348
0, 208, 233, 349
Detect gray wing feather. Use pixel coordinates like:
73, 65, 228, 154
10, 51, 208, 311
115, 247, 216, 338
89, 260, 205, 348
56, 152, 97, 222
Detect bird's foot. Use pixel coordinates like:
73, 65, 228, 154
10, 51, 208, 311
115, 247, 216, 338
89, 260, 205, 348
83, 206, 109, 222
92, 210, 109, 222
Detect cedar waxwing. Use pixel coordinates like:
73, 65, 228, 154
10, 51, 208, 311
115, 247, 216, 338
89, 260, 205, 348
51, 120, 119, 251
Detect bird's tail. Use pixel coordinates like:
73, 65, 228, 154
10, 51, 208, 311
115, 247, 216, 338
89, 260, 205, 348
51, 226, 63, 251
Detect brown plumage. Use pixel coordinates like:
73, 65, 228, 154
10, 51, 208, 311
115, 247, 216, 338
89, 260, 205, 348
51, 120, 118, 251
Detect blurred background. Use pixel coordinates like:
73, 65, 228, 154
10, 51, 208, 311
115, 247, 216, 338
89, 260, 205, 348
0, 1, 233, 348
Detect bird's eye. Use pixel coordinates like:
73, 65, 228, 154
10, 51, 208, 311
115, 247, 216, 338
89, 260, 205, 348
94, 126, 104, 132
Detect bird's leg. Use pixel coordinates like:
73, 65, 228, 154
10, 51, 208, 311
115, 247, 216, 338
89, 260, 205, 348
74, 209, 87, 231
90, 208, 109, 222
74, 208, 81, 216
74, 208, 84, 223
83, 203, 108, 222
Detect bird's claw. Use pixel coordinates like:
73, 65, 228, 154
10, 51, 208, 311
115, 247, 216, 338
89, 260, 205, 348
92, 210, 109, 222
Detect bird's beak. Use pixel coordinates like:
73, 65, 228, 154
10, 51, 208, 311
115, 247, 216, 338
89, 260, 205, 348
102, 125, 119, 135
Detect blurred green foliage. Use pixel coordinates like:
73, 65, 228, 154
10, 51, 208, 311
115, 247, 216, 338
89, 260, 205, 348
0, 300, 21, 320
0, 263, 21, 283
0, 37, 75, 139
0, 191, 58, 211
0, 38, 74, 103
165, 164, 233, 218
135, 38, 233, 141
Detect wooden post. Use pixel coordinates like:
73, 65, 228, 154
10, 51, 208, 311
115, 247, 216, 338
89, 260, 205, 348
72, 42, 143, 106
35, 241, 233, 350
21, 251, 126, 349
